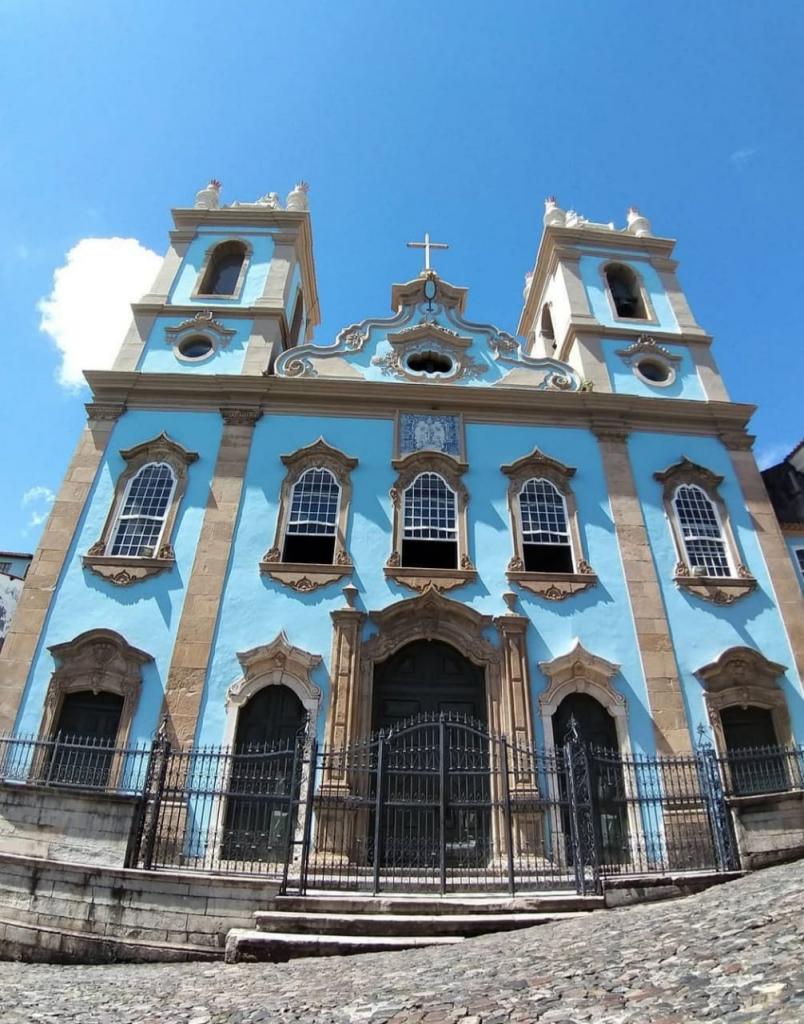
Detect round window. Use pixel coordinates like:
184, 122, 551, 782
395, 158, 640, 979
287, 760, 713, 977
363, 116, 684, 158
636, 358, 671, 384
406, 351, 454, 375
178, 335, 214, 360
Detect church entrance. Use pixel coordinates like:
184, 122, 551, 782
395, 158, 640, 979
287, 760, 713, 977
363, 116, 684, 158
222, 685, 305, 864
553, 693, 629, 866
371, 640, 490, 875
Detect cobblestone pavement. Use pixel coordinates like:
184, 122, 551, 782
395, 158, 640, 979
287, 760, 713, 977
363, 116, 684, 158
3, 860, 803, 1024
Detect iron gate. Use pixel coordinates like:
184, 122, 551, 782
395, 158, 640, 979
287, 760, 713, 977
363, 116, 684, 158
285, 713, 599, 895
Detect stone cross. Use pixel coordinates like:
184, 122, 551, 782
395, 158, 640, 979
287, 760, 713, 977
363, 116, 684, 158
406, 232, 449, 273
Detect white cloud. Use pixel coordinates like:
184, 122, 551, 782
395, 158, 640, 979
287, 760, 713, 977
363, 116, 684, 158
21, 486, 56, 530
729, 147, 757, 168
755, 439, 795, 470
38, 237, 162, 389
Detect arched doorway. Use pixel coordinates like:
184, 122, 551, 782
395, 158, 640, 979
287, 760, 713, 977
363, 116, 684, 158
49, 690, 124, 786
553, 692, 629, 865
371, 640, 490, 870
372, 639, 487, 730
223, 685, 306, 863
720, 705, 787, 794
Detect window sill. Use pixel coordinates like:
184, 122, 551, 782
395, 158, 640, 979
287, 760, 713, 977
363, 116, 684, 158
506, 569, 598, 601
384, 565, 477, 593
82, 554, 175, 586
674, 573, 757, 605
259, 560, 352, 593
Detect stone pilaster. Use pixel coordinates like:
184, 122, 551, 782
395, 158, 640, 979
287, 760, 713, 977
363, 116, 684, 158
594, 426, 692, 754
326, 606, 366, 757
722, 432, 804, 686
242, 316, 286, 375
494, 610, 536, 753
0, 402, 125, 732
160, 407, 260, 745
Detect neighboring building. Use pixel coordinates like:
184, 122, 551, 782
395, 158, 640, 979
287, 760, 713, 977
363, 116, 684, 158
0, 552, 32, 653
1, 182, 802, 882
762, 441, 804, 590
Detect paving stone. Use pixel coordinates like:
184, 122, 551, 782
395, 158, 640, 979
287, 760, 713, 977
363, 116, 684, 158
2, 861, 804, 1023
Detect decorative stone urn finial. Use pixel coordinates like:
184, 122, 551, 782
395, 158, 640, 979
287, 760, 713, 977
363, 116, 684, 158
195, 179, 222, 210
286, 181, 310, 211
626, 206, 651, 237
543, 196, 566, 227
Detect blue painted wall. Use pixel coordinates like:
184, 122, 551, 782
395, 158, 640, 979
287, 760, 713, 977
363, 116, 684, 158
170, 230, 275, 307
14, 411, 223, 742
580, 254, 679, 332
601, 339, 704, 400
630, 432, 804, 742
194, 417, 657, 757
136, 315, 252, 375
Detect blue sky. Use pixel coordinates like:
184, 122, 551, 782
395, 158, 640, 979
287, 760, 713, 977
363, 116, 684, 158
1, 1, 802, 552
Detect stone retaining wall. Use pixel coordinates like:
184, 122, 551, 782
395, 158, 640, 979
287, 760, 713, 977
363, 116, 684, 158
0, 852, 280, 963
730, 790, 804, 869
0, 783, 140, 866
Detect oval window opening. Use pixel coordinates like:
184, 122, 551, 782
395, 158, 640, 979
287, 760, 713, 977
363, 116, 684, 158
636, 358, 669, 383
178, 335, 214, 360
406, 351, 454, 375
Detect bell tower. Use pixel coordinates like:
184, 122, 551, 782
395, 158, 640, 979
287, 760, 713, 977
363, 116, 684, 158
112, 179, 320, 377
518, 198, 727, 401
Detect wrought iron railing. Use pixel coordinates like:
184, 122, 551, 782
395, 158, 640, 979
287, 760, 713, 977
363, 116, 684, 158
718, 743, 804, 798
0, 731, 151, 794
2, 724, 803, 893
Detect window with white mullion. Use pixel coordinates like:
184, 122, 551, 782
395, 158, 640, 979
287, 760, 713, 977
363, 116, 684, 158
673, 484, 731, 577
518, 478, 574, 572
402, 472, 458, 568
109, 462, 176, 557
283, 468, 340, 564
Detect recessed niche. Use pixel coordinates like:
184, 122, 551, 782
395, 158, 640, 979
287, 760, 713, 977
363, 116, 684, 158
635, 357, 673, 386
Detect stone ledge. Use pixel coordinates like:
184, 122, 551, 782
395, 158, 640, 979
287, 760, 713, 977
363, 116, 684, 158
82, 554, 174, 585
258, 561, 352, 592
383, 566, 477, 593
506, 570, 598, 600
674, 574, 757, 605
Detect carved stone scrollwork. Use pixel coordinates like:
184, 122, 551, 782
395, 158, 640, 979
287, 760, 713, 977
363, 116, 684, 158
260, 563, 352, 592
507, 571, 598, 600
263, 547, 281, 563
41, 628, 153, 745
538, 640, 624, 718
85, 402, 126, 422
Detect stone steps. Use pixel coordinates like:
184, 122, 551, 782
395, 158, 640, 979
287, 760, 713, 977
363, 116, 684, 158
224, 891, 604, 962
253, 909, 581, 937
225, 928, 464, 962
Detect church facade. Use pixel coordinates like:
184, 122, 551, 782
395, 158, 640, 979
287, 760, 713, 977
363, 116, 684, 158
2, 182, 803, 855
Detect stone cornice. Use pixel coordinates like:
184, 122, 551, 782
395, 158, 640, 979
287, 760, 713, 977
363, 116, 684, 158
83, 369, 756, 438
518, 225, 676, 337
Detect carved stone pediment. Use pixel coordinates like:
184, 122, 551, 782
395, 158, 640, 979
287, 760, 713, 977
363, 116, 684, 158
616, 334, 681, 364
538, 640, 623, 717
696, 646, 786, 695
165, 309, 236, 351
501, 448, 576, 491
654, 457, 724, 494
280, 437, 358, 474
42, 629, 152, 744
227, 631, 322, 718
118, 432, 199, 469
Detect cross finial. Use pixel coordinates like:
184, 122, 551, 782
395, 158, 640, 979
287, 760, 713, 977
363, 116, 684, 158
406, 231, 449, 274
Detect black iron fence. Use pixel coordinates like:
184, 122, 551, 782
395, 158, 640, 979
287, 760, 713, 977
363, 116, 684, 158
0, 731, 151, 793
3, 724, 803, 894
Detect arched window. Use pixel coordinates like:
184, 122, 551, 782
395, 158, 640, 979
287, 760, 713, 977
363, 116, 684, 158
519, 478, 573, 573
110, 462, 176, 558
282, 467, 341, 565
540, 304, 555, 343
672, 484, 730, 578
604, 263, 647, 319
288, 291, 304, 347
198, 240, 248, 297
402, 472, 458, 569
